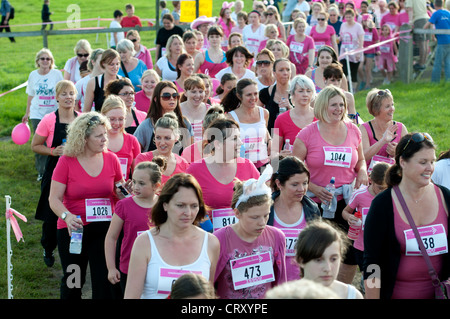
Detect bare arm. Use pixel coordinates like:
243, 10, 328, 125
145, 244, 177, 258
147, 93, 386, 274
124, 233, 151, 298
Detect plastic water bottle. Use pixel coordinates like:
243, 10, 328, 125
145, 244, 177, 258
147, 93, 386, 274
348, 211, 362, 240
283, 139, 292, 152
324, 177, 336, 210
279, 98, 287, 113
69, 216, 83, 254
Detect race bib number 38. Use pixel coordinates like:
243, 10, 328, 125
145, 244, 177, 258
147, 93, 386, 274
85, 198, 112, 222
230, 252, 275, 290
404, 224, 448, 256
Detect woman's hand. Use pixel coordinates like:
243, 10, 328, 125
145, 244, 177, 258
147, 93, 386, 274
382, 123, 398, 144
52, 145, 65, 156
108, 268, 121, 285
310, 183, 333, 204
355, 167, 369, 189
65, 213, 83, 236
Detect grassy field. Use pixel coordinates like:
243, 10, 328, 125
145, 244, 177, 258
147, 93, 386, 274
0, 1, 449, 300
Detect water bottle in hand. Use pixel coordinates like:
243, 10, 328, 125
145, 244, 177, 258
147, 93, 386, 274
324, 177, 336, 210
69, 216, 83, 254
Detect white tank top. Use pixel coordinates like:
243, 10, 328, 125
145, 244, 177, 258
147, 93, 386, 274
140, 230, 211, 299
230, 107, 268, 163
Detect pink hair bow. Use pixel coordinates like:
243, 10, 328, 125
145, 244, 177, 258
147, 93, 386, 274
6, 208, 27, 242
222, 2, 235, 9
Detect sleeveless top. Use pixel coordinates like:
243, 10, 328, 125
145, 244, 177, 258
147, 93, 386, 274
229, 107, 269, 168
93, 74, 119, 112
140, 230, 211, 299
310, 69, 323, 93
199, 50, 227, 79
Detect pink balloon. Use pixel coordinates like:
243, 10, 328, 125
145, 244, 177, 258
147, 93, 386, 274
11, 123, 31, 145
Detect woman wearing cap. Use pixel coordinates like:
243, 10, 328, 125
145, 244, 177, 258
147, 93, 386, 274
364, 133, 450, 299
190, 15, 216, 50
213, 165, 287, 299
242, 10, 266, 56
194, 26, 228, 79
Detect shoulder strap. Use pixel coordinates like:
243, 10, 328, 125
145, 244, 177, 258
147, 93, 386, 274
393, 186, 441, 286
121, 61, 129, 78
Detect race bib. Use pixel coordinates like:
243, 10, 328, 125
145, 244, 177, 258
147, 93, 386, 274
290, 41, 304, 54
323, 146, 352, 168
242, 136, 268, 163
280, 229, 301, 257
380, 45, 390, 53
246, 38, 260, 52
314, 41, 325, 52
230, 252, 275, 290
364, 32, 373, 42
212, 208, 236, 232
118, 157, 128, 179
404, 224, 448, 256
85, 198, 112, 222
38, 95, 56, 108
157, 268, 203, 297
192, 120, 203, 142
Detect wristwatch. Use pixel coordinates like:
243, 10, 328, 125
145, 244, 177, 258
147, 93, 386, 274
61, 211, 69, 220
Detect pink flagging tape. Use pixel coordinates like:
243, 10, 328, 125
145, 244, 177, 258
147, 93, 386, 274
0, 81, 27, 99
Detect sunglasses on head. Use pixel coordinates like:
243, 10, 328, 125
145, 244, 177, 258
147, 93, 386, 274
160, 92, 180, 100
87, 115, 101, 127
377, 89, 391, 96
401, 132, 433, 154
77, 53, 89, 58
256, 60, 271, 66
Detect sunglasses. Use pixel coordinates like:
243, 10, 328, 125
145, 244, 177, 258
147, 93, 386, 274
118, 92, 135, 97
129, 39, 138, 42
377, 89, 391, 96
256, 60, 271, 66
402, 132, 433, 153
266, 12, 274, 16
317, 18, 326, 21
39, 57, 51, 61
87, 115, 101, 127
77, 53, 89, 58
160, 92, 180, 100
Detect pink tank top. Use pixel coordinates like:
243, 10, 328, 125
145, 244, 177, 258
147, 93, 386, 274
391, 185, 448, 299
199, 50, 228, 79
273, 209, 307, 282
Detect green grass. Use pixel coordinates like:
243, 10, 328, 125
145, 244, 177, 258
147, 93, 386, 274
0, 0, 449, 300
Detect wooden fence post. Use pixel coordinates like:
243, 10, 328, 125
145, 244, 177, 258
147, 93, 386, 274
398, 24, 413, 84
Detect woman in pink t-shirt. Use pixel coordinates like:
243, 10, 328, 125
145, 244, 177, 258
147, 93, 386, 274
49, 112, 126, 299
293, 85, 368, 284
310, 11, 339, 56
135, 113, 190, 186
101, 95, 141, 180
187, 117, 260, 232
105, 160, 163, 293
134, 70, 160, 113
286, 17, 316, 75
214, 165, 287, 299
273, 75, 317, 155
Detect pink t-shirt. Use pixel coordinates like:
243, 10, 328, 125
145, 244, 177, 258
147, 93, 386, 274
134, 90, 151, 113
272, 209, 307, 282
129, 108, 147, 128
135, 151, 190, 185
35, 111, 80, 146
363, 28, 380, 54
398, 12, 409, 26
339, 22, 365, 62
391, 185, 448, 299
114, 196, 154, 274
108, 132, 141, 180
181, 141, 203, 164
296, 121, 362, 202
348, 186, 374, 251
52, 151, 123, 229
380, 13, 400, 32
274, 110, 317, 148
213, 225, 287, 299
186, 158, 260, 211
286, 34, 315, 75
309, 25, 336, 52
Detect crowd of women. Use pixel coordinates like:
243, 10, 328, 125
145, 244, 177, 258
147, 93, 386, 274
24, 0, 450, 300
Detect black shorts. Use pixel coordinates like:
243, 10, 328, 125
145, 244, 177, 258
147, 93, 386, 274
340, 59, 360, 83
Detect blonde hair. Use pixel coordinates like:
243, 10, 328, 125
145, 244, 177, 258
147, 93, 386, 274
134, 160, 166, 185
366, 88, 394, 116
101, 95, 127, 133
141, 69, 160, 82
293, 17, 307, 30
166, 35, 185, 60
314, 85, 348, 123
64, 112, 111, 157
35, 48, 56, 69
266, 39, 290, 58
74, 39, 92, 55
55, 80, 77, 98
264, 23, 278, 37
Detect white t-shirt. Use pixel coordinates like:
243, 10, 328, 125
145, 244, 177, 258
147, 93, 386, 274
432, 158, 450, 190
109, 20, 124, 47
26, 69, 64, 120
215, 66, 256, 82
64, 57, 81, 84
295, 1, 311, 14
242, 24, 267, 55
75, 74, 93, 111
156, 56, 178, 82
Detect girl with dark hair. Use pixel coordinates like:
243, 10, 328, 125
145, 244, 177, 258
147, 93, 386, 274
174, 53, 194, 93
133, 81, 193, 153
268, 156, 321, 281
194, 26, 228, 79
364, 133, 450, 299
124, 173, 220, 299
215, 46, 256, 82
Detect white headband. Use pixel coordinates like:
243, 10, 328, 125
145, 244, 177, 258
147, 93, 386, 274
235, 164, 273, 209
